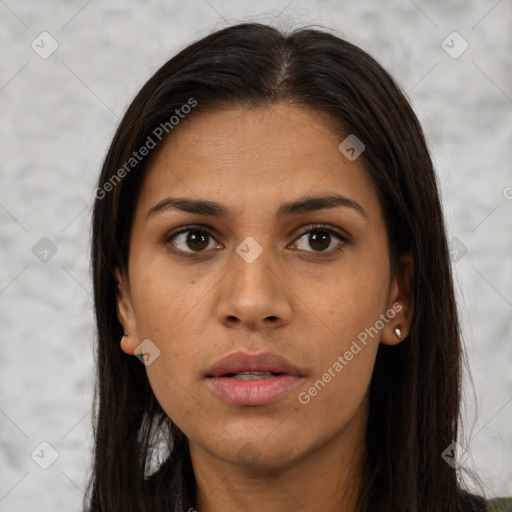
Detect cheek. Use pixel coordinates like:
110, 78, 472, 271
299, 299, 380, 420
130, 256, 206, 340
315, 256, 389, 346
297, 255, 388, 407
129, 265, 220, 422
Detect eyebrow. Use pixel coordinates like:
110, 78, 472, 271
146, 193, 368, 222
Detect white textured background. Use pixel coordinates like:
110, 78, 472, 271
1, 1, 511, 510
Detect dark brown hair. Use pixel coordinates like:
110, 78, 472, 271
86, 21, 486, 511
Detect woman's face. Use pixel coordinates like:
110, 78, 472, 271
116, 103, 413, 472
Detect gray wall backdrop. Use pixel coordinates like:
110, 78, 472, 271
1, 0, 511, 510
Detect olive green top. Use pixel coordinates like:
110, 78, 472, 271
487, 497, 512, 511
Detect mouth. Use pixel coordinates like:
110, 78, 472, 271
205, 352, 305, 406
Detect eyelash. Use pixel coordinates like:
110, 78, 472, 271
163, 223, 349, 258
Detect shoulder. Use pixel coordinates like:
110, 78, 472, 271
487, 497, 512, 512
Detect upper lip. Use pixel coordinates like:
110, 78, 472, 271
206, 351, 304, 378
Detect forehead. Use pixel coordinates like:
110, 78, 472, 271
136, 104, 381, 221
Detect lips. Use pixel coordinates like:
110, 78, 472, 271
206, 351, 303, 378
205, 351, 305, 406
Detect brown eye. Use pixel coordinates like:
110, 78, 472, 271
292, 225, 347, 254
167, 227, 219, 253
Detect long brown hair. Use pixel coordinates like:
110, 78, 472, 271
86, 22, 485, 511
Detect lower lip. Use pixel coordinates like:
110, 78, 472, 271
206, 375, 303, 406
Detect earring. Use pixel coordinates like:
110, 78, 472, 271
394, 325, 402, 340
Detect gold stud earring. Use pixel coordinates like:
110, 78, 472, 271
394, 326, 402, 340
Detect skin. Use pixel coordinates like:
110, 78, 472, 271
116, 103, 414, 512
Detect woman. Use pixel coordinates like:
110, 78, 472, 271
86, 22, 510, 511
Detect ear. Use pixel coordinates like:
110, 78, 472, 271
114, 267, 140, 355
380, 251, 414, 346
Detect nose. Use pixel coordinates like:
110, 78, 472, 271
214, 240, 293, 332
